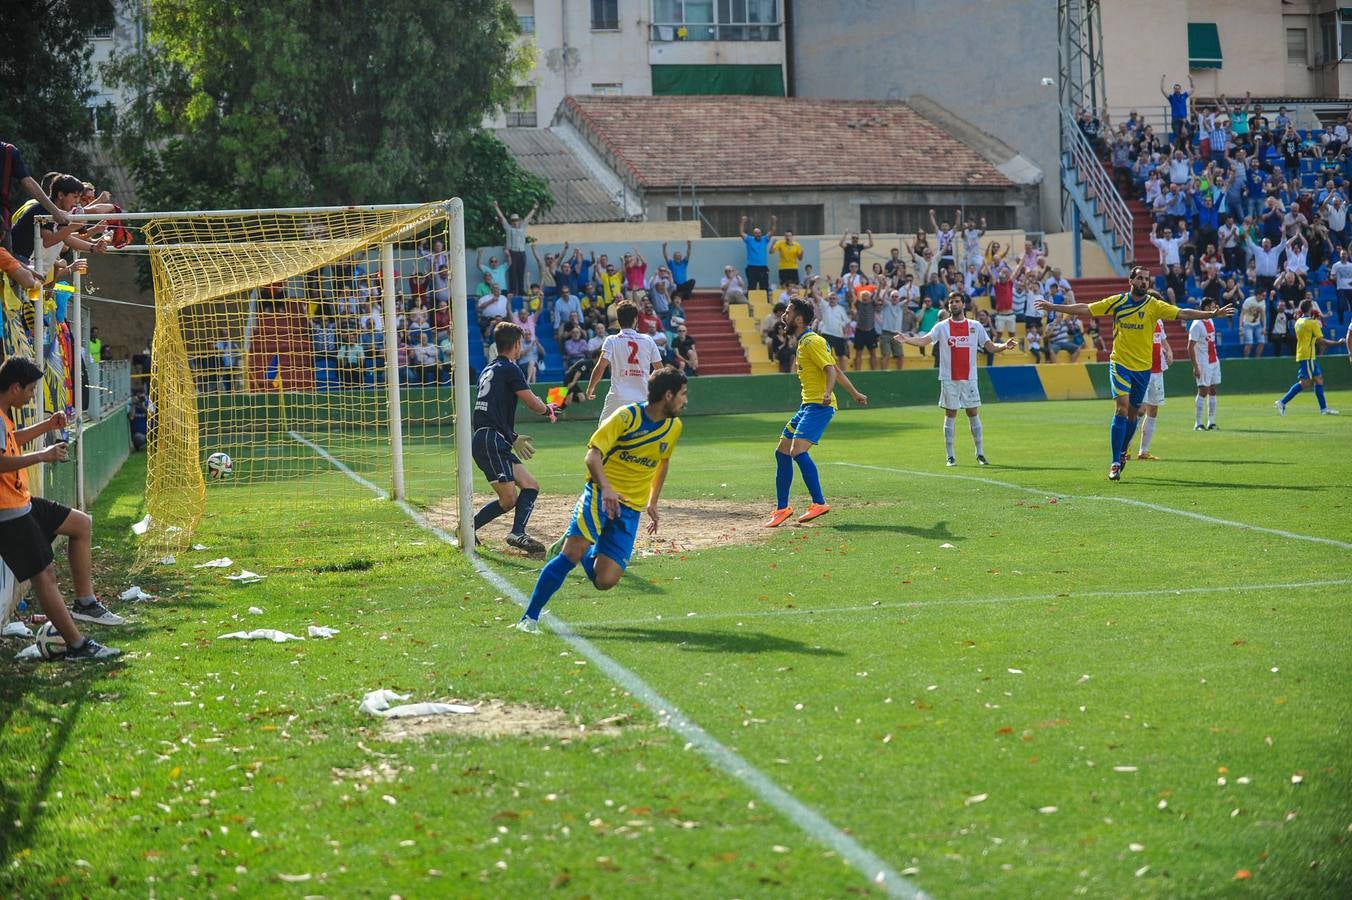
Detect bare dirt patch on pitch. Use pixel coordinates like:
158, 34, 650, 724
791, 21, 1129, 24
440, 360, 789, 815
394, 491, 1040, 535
378, 700, 632, 742
429, 494, 771, 556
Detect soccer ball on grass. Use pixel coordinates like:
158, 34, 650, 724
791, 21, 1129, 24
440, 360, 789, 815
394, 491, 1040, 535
35, 621, 67, 659
206, 451, 234, 479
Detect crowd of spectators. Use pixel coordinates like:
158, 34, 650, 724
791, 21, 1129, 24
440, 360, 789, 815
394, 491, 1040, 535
1086, 77, 1352, 356
740, 211, 1085, 372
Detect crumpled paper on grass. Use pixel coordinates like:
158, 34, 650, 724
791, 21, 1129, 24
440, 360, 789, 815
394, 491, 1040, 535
226, 570, 265, 584
218, 628, 304, 643
119, 586, 156, 602
14, 643, 42, 661
2, 621, 34, 638
131, 515, 151, 535
194, 557, 233, 569
308, 626, 339, 639
358, 689, 474, 719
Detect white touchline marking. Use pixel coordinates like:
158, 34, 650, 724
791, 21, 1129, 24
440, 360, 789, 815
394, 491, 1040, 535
566, 579, 1352, 629
837, 462, 1352, 551
295, 432, 926, 899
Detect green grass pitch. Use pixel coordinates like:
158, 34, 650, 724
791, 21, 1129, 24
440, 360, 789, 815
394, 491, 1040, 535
1, 394, 1348, 897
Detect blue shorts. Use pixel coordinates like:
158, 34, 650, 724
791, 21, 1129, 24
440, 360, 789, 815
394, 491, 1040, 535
566, 481, 641, 570
471, 428, 519, 483
1298, 359, 1322, 380
1107, 362, 1150, 408
782, 403, 836, 444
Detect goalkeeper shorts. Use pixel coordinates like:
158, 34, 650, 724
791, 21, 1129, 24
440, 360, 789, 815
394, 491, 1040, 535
471, 428, 520, 483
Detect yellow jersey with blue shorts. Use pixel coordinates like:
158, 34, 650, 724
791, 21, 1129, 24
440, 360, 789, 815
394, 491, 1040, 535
1294, 315, 1324, 379
567, 403, 682, 568
1089, 292, 1180, 405
782, 329, 838, 444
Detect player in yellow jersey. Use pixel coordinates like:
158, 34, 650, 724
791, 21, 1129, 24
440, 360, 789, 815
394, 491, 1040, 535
515, 367, 688, 633
1035, 266, 1233, 481
1276, 298, 1346, 415
765, 297, 868, 527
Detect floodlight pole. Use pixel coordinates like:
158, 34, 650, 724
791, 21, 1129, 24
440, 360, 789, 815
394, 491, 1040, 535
382, 242, 406, 501
448, 199, 474, 552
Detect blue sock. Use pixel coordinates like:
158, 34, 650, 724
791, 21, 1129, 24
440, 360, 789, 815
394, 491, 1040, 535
1123, 416, 1139, 450
580, 546, 598, 585
1280, 382, 1303, 405
794, 452, 825, 505
1315, 384, 1328, 409
1109, 415, 1127, 464
775, 450, 794, 508
525, 554, 576, 620
510, 488, 538, 534
473, 499, 505, 530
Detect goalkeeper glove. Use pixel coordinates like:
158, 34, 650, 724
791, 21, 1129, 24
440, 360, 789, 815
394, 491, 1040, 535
545, 403, 561, 423
512, 434, 536, 461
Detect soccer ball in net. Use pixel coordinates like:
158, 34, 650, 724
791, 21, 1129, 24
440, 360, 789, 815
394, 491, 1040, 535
206, 451, 234, 479
35, 621, 67, 659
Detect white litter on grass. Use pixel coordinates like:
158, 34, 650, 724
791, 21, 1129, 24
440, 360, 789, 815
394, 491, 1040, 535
308, 626, 339, 639
14, 644, 41, 661
192, 543, 209, 551
358, 689, 474, 719
194, 557, 232, 569
3, 621, 34, 638
939, 542, 956, 549
158, 556, 176, 565
964, 793, 988, 806
131, 515, 151, 535
119, 586, 155, 602
226, 571, 265, 584
218, 629, 304, 643
1008, 668, 1024, 675
247, 606, 264, 616
276, 873, 311, 883
1038, 806, 1058, 814
1113, 766, 1139, 773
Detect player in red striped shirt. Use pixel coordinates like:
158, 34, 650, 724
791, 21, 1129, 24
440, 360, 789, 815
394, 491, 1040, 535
895, 294, 1018, 466
1187, 298, 1223, 429
1135, 319, 1173, 460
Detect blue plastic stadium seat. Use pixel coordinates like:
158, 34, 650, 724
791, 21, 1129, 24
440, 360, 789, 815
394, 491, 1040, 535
1301, 157, 1318, 174
1155, 276, 1167, 292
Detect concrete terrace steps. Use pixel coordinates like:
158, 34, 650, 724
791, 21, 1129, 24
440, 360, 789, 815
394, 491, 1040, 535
680, 292, 751, 375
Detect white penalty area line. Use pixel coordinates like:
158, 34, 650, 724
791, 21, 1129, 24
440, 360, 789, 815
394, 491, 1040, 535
290, 430, 925, 900
567, 578, 1352, 630
837, 462, 1352, 552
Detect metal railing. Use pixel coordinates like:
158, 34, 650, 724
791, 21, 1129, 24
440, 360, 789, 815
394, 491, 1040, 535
1061, 105, 1133, 268
86, 359, 132, 422
648, 21, 780, 41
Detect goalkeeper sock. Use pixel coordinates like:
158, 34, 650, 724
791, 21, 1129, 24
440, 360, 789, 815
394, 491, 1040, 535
473, 499, 505, 530
794, 452, 825, 505
1208, 394, 1217, 426
1280, 382, 1303, 405
510, 488, 538, 535
580, 546, 598, 585
1109, 414, 1127, 464
1315, 384, 1328, 409
943, 417, 956, 457
774, 450, 793, 508
525, 553, 576, 620
968, 415, 984, 455
1139, 416, 1156, 453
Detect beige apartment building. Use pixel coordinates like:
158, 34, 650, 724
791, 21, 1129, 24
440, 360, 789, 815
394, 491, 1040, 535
1103, 0, 1352, 113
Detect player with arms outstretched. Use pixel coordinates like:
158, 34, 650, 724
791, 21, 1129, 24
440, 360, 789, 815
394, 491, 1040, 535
585, 300, 663, 421
1188, 298, 1223, 430
765, 297, 868, 527
1036, 266, 1233, 481
1276, 298, 1345, 415
895, 292, 1017, 466
471, 321, 559, 554
515, 367, 688, 633
1135, 318, 1172, 460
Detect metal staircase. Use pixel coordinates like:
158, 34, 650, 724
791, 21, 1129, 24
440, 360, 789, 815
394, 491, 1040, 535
1060, 106, 1132, 277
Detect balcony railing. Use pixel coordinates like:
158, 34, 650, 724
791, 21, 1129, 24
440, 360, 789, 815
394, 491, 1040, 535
649, 21, 781, 42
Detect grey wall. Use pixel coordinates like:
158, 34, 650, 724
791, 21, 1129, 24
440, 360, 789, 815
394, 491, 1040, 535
788, 0, 1062, 231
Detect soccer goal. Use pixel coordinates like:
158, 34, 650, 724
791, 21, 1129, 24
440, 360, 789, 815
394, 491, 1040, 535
63, 201, 477, 565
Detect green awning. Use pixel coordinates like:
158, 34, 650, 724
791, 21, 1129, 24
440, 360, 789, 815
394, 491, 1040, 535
1342, 7, 1352, 18
651, 64, 785, 97
1188, 22, 1222, 69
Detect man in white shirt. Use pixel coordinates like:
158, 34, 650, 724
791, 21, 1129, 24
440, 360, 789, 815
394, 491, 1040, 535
477, 284, 510, 338
1167, 150, 1192, 185
1331, 248, 1352, 329
1188, 298, 1223, 430
1240, 291, 1268, 357
878, 289, 906, 371
894, 293, 1017, 466
1245, 234, 1288, 295
584, 300, 664, 421
816, 294, 850, 367
1150, 223, 1188, 268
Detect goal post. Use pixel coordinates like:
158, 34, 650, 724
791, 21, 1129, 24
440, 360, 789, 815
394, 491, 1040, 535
51, 200, 477, 565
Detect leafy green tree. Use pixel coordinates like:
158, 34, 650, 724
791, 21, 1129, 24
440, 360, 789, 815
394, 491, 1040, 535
0, 0, 116, 180
106, 0, 549, 246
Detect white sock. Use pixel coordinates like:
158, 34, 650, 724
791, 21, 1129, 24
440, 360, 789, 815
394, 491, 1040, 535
1139, 416, 1156, 452
1208, 394, 1217, 425
1195, 394, 1204, 426
943, 418, 956, 457
969, 415, 984, 455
